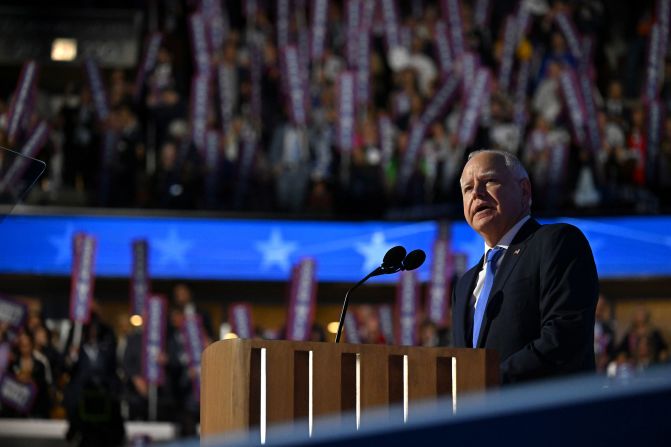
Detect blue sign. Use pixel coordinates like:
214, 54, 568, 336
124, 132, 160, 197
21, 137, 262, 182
0, 214, 669, 281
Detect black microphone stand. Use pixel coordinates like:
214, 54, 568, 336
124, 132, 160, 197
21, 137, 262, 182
334, 245, 409, 343
334, 269, 380, 343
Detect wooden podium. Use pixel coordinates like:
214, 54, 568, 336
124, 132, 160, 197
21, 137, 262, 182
201, 339, 498, 439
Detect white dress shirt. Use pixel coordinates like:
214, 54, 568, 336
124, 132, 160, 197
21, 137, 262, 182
472, 215, 531, 308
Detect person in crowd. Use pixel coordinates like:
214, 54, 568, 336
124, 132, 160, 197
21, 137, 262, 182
171, 282, 214, 340
33, 324, 63, 390
309, 324, 327, 343
346, 141, 387, 216
150, 139, 199, 209
357, 306, 386, 345
121, 321, 174, 421
604, 79, 628, 122
532, 61, 563, 124
5, 331, 51, 418
269, 120, 312, 212
433, 123, 464, 205
63, 308, 119, 424
626, 105, 647, 191
594, 295, 616, 373
419, 319, 440, 347
59, 85, 99, 193
108, 103, 146, 207
616, 306, 668, 364
165, 305, 199, 437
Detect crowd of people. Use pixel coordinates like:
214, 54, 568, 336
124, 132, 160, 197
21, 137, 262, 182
0, 285, 668, 436
0, 284, 213, 441
1, 0, 670, 218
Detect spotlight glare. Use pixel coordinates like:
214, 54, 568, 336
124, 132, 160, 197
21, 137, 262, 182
130, 314, 143, 327
51, 38, 77, 61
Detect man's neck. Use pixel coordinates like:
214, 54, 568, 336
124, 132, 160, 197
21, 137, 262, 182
484, 214, 531, 250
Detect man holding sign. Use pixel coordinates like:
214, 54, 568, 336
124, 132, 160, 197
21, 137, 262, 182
452, 150, 598, 384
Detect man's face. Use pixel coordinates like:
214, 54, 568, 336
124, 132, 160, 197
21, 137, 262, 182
460, 152, 530, 246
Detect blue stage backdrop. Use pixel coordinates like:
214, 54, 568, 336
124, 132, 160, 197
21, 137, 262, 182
0, 214, 670, 281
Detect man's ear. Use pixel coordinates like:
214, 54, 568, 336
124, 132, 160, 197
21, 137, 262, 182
521, 177, 532, 209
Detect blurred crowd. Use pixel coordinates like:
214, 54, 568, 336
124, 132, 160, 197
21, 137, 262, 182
0, 286, 668, 439
0, 284, 214, 441
1, 0, 671, 218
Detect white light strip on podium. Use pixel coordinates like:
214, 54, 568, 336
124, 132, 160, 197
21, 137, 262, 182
452, 357, 458, 413
356, 353, 361, 430
309, 350, 314, 437
260, 348, 267, 444
403, 354, 409, 423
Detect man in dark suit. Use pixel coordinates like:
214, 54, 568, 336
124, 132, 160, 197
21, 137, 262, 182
452, 150, 598, 384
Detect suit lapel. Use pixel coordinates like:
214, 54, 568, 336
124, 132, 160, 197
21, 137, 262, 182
475, 218, 541, 348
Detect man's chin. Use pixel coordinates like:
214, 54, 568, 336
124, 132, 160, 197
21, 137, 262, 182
471, 216, 500, 237
472, 211, 497, 228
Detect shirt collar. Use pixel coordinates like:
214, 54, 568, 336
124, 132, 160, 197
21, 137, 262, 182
484, 215, 531, 253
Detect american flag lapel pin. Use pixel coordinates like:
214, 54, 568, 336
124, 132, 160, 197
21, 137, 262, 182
513, 248, 521, 255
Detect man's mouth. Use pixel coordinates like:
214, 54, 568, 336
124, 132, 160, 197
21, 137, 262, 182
473, 204, 493, 217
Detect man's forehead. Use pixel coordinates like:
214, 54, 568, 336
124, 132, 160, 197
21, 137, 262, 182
461, 156, 507, 181
462, 168, 499, 178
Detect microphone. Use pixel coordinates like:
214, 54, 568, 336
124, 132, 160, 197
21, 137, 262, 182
377, 245, 406, 275
334, 246, 413, 343
401, 249, 426, 271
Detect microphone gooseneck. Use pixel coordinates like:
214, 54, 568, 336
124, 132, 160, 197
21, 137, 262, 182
334, 246, 424, 343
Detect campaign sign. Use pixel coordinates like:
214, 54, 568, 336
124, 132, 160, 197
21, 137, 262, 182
378, 304, 395, 345
310, 0, 328, 60
285, 258, 317, 341
336, 71, 356, 151
229, 302, 254, 339
6, 60, 38, 143
426, 238, 453, 325
0, 294, 27, 330
83, 57, 109, 122
133, 32, 163, 100
190, 74, 210, 151
395, 270, 419, 346
0, 121, 50, 194
344, 312, 361, 344
69, 233, 97, 324
182, 312, 206, 401
130, 240, 150, 318
0, 343, 10, 375
142, 295, 167, 385
0, 374, 36, 414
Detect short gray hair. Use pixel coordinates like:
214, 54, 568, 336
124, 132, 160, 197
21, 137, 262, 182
468, 149, 529, 181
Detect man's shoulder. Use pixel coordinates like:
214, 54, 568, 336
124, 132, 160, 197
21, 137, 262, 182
531, 222, 592, 254
534, 222, 588, 241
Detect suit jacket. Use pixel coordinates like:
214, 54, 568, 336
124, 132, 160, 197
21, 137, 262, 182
452, 218, 598, 384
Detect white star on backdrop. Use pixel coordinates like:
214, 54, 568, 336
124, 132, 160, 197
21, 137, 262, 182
152, 228, 193, 267
355, 231, 399, 273
49, 224, 75, 265
255, 228, 297, 272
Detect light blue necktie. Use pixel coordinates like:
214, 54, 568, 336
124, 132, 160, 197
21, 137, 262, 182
472, 246, 505, 348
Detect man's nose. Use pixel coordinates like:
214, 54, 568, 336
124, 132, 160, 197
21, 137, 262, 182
473, 181, 487, 197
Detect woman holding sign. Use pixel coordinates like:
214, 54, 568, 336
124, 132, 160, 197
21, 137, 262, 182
5, 331, 51, 418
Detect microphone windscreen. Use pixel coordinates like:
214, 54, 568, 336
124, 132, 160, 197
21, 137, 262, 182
402, 249, 426, 271
382, 245, 407, 270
